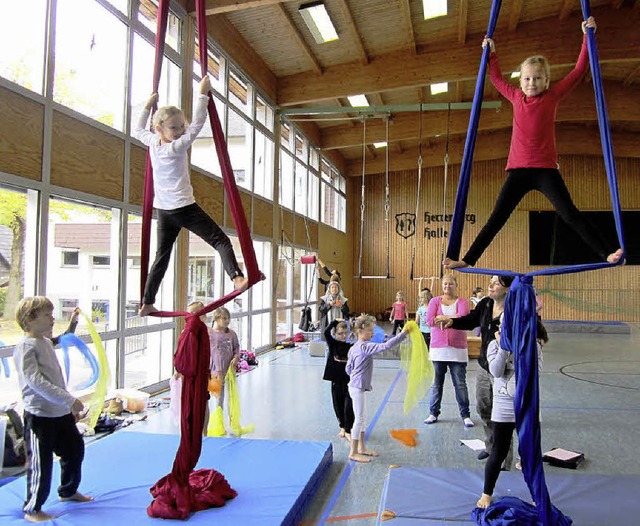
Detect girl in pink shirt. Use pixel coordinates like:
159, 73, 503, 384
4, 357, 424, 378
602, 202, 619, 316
389, 291, 408, 335
445, 17, 622, 270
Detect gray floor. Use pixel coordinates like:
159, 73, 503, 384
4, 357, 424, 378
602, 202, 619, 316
126, 324, 640, 525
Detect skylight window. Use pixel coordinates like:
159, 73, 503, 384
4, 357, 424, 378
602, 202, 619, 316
511, 71, 521, 79
430, 82, 448, 95
373, 142, 387, 148
423, 0, 447, 20
299, 2, 339, 44
347, 94, 369, 107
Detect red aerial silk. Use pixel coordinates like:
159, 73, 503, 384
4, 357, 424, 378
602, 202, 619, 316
147, 314, 237, 519
144, 0, 262, 518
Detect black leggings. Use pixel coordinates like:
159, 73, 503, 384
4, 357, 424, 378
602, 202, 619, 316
483, 421, 515, 496
462, 168, 611, 266
143, 203, 242, 305
331, 380, 354, 433
392, 320, 405, 335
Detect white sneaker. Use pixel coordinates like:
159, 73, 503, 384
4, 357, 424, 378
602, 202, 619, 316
463, 417, 475, 428
423, 415, 438, 425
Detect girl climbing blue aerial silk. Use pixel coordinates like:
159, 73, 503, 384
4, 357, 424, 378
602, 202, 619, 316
446, 1, 625, 524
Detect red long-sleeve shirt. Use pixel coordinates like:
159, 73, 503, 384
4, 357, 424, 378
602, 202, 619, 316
489, 36, 589, 170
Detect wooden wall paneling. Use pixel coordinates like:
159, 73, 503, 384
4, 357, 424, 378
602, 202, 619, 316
50, 111, 124, 200
191, 170, 224, 224
128, 144, 146, 206
252, 196, 274, 238
348, 156, 640, 322
293, 215, 309, 247
306, 220, 318, 248
280, 209, 294, 247
223, 188, 252, 232
317, 222, 351, 298
0, 87, 43, 181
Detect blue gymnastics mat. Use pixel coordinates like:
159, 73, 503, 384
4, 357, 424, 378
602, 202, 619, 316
0, 431, 332, 525
377, 466, 640, 525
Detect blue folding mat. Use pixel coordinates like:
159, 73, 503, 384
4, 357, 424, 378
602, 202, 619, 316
0, 431, 332, 525
376, 466, 640, 525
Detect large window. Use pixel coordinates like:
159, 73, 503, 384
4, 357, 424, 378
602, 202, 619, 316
54, 0, 128, 130
294, 161, 308, 216
0, 0, 47, 94
137, 0, 182, 53
320, 159, 347, 231
228, 109, 253, 191
254, 130, 274, 199
47, 198, 121, 335
0, 186, 37, 348
126, 214, 175, 323
130, 34, 182, 132
191, 85, 225, 176
280, 152, 294, 210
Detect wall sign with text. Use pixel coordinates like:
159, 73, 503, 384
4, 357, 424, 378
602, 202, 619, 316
395, 212, 477, 240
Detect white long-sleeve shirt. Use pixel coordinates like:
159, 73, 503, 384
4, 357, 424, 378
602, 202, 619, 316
133, 94, 209, 210
14, 336, 76, 417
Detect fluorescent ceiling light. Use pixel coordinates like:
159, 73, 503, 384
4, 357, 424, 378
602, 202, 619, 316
511, 71, 521, 78
373, 142, 387, 148
423, 0, 447, 20
347, 94, 369, 107
430, 82, 448, 95
299, 2, 339, 44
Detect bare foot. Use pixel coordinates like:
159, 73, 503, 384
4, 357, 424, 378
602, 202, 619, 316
359, 449, 379, 457
338, 429, 346, 438
345, 432, 351, 441
24, 512, 56, 523
233, 275, 249, 292
59, 492, 93, 503
476, 493, 492, 508
443, 257, 469, 270
349, 453, 371, 463
607, 248, 624, 264
139, 304, 158, 317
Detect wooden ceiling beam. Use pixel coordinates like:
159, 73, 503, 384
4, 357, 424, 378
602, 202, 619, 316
454, 81, 463, 102
458, 0, 468, 44
202, 0, 289, 15
335, 0, 369, 65
398, 0, 417, 54
204, 14, 278, 101
558, 0, 574, 21
319, 82, 640, 149
508, 0, 524, 32
278, 8, 639, 105
275, 3, 323, 75
345, 125, 640, 175
623, 62, 640, 86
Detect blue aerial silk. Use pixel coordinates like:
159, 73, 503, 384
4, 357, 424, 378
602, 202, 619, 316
59, 333, 100, 391
445, 1, 625, 524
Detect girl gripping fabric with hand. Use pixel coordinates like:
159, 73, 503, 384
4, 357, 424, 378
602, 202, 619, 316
134, 76, 248, 316
445, 17, 622, 270
346, 315, 409, 463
